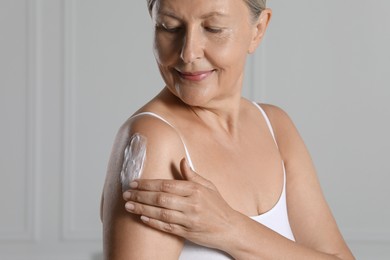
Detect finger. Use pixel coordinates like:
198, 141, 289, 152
124, 190, 188, 211
180, 158, 215, 190
140, 215, 187, 238
125, 201, 188, 227
129, 178, 194, 196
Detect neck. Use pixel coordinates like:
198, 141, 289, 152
160, 88, 243, 138
191, 95, 242, 137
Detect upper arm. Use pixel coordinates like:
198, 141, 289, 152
261, 104, 353, 258
101, 116, 186, 259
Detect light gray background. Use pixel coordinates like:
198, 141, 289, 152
1, 0, 389, 259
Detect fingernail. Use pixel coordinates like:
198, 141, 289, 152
125, 202, 135, 211
123, 191, 131, 199
129, 181, 138, 189
140, 216, 149, 222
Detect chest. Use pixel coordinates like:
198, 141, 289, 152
185, 132, 284, 216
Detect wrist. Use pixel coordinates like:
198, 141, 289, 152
221, 211, 264, 260
218, 210, 249, 255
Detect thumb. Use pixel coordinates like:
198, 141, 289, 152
180, 158, 215, 190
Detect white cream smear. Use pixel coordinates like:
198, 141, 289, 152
120, 133, 147, 191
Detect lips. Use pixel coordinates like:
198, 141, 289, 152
176, 69, 214, 82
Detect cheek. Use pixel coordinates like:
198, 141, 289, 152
207, 37, 249, 73
208, 28, 251, 64
153, 34, 179, 87
153, 34, 179, 65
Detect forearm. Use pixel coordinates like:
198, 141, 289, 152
221, 212, 354, 260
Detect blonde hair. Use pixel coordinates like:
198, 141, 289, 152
146, 0, 266, 20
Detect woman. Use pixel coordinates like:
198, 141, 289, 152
101, 0, 355, 259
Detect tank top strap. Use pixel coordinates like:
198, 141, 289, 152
251, 102, 279, 149
129, 112, 196, 171
251, 102, 288, 215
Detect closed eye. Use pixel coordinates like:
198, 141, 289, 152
161, 23, 182, 33
205, 27, 223, 34
164, 27, 182, 33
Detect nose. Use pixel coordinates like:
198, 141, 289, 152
180, 27, 204, 64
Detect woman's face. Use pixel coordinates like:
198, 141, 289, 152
152, 0, 261, 107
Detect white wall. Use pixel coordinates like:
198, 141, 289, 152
0, 0, 389, 259
263, 2, 390, 258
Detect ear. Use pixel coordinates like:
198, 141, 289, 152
248, 8, 272, 54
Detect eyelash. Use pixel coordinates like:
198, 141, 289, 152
205, 27, 223, 34
164, 26, 182, 33
158, 24, 223, 34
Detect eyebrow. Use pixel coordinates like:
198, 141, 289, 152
200, 11, 229, 19
157, 10, 228, 20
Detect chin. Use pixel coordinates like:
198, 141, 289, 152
167, 85, 211, 107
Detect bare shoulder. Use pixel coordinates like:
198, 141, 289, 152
257, 103, 296, 132
258, 103, 354, 258
102, 113, 186, 259
256, 103, 315, 181
118, 115, 185, 178
104, 114, 187, 194
258, 103, 288, 117
256, 103, 302, 162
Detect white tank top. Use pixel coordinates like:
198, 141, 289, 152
131, 102, 295, 259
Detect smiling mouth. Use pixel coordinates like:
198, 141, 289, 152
176, 70, 215, 82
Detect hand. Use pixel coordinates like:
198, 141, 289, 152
122, 158, 240, 249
